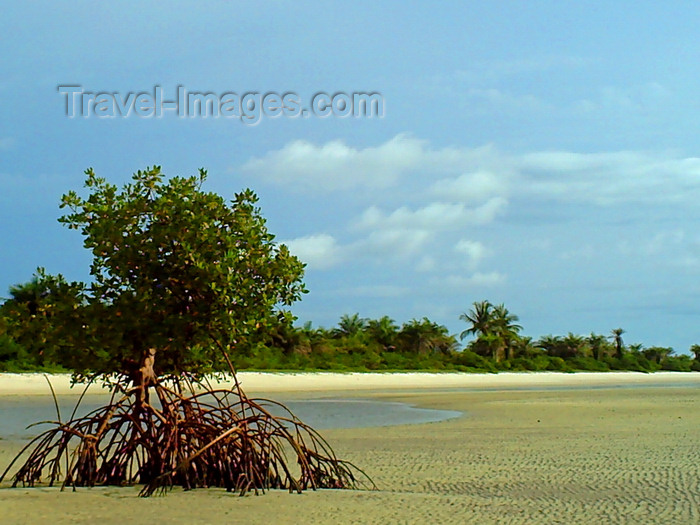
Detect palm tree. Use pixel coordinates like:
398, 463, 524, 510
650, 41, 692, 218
7, 271, 51, 316
267, 320, 306, 355
2, 270, 85, 368
627, 343, 644, 355
492, 304, 522, 331
586, 333, 609, 361
690, 344, 700, 362
492, 303, 522, 360
512, 336, 540, 359
398, 318, 457, 355
297, 321, 334, 352
536, 335, 563, 357
561, 333, 587, 359
366, 316, 398, 350
609, 328, 625, 359
460, 301, 521, 361
333, 313, 368, 338
642, 346, 672, 364
459, 300, 494, 341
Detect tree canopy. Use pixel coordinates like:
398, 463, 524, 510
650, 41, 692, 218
459, 300, 521, 361
57, 166, 306, 381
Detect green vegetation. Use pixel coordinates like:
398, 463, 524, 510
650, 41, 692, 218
55, 167, 305, 382
1, 167, 372, 496
3, 290, 698, 373
0, 268, 81, 373
225, 300, 699, 373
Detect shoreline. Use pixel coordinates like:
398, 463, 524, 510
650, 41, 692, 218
0, 370, 697, 396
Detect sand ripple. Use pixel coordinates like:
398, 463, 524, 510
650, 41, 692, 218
1, 386, 699, 524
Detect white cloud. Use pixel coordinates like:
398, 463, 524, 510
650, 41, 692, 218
239, 134, 507, 192
518, 150, 700, 205
247, 133, 700, 207
356, 198, 507, 231
280, 234, 342, 270
282, 228, 432, 268
454, 240, 490, 268
358, 202, 463, 230
431, 170, 508, 203
520, 150, 630, 172
240, 134, 428, 191
359, 228, 431, 258
254, 136, 700, 315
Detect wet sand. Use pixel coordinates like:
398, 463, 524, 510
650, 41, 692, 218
1, 372, 699, 524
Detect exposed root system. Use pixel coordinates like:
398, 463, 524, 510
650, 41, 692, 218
0, 378, 375, 497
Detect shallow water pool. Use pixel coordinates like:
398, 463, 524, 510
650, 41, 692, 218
0, 395, 462, 440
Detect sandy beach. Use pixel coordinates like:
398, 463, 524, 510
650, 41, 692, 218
0, 370, 697, 396
1, 372, 699, 524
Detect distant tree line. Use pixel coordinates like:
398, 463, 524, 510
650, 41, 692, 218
1, 280, 698, 373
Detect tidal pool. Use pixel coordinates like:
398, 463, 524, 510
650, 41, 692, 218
0, 395, 462, 440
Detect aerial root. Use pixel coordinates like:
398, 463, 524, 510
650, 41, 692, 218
0, 381, 375, 497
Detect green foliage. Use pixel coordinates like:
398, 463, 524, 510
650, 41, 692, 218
0, 268, 84, 371
604, 353, 656, 372
0, 334, 30, 371
690, 344, 700, 361
397, 318, 457, 355
460, 301, 521, 361
660, 353, 693, 372
507, 355, 554, 371
567, 356, 611, 372
4, 247, 700, 377
609, 328, 626, 359
587, 333, 613, 360
544, 356, 571, 372
536, 334, 589, 359
56, 166, 306, 380
366, 316, 399, 349
451, 349, 497, 372
642, 346, 673, 364
333, 313, 368, 339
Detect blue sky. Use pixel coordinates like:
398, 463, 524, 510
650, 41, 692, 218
3, 2, 700, 352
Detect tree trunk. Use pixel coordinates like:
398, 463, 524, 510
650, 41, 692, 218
134, 348, 157, 408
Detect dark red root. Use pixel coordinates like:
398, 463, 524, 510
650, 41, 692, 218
0, 379, 375, 497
